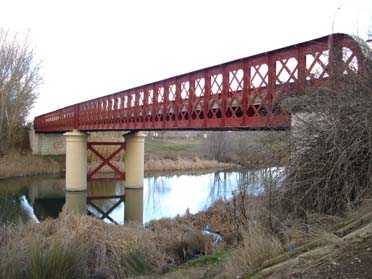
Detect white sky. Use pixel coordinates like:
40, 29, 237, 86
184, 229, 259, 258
0, 0, 371, 120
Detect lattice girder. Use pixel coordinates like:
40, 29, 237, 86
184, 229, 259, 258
34, 33, 368, 132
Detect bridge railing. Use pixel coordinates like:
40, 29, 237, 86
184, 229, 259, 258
34, 33, 368, 132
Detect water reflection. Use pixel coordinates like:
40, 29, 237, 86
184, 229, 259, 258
86, 181, 125, 224
65, 191, 87, 214
0, 176, 65, 223
125, 188, 143, 223
0, 194, 30, 224
0, 168, 283, 225
144, 171, 233, 221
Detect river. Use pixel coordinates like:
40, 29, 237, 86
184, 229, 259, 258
0, 167, 283, 225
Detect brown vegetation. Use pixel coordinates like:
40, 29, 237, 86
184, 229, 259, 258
145, 155, 234, 172
281, 61, 372, 216
0, 152, 62, 179
205, 130, 290, 168
1, 196, 264, 279
2, 169, 372, 278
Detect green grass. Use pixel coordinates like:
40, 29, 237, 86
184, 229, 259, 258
161, 251, 227, 277
145, 140, 202, 154
243, 271, 260, 279
121, 247, 154, 277
185, 251, 227, 267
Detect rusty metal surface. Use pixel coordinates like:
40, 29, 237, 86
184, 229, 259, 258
34, 33, 368, 132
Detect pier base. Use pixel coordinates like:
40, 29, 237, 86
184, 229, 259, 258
65, 191, 87, 214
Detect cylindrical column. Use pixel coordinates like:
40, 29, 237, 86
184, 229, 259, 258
124, 132, 145, 188
64, 130, 88, 191
65, 191, 87, 214
123, 132, 145, 223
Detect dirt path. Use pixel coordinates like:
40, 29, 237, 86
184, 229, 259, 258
296, 237, 372, 279
255, 214, 372, 279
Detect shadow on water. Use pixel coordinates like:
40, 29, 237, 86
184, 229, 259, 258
0, 175, 66, 224
0, 167, 283, 225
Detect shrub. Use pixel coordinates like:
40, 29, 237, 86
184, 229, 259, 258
170, 230, 213, 261
282, 59, 372, 216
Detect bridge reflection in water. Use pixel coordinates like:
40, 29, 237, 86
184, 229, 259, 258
0, 168, 282, 225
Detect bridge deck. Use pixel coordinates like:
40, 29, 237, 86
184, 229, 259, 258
34, 33, 368, 132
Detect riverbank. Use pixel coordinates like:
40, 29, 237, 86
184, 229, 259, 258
1, 192, 372, 278
0, 130, 288, 179
145, 155, 234, 172
0, 152, 63, 179
0, 152, 235, 179
0, 194, 282, 278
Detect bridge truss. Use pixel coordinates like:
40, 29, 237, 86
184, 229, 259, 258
34, 33, 369, 132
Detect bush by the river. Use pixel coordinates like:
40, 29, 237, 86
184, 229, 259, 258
0, 195, 285, 279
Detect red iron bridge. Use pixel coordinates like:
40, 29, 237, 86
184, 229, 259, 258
34, 33, 370, 133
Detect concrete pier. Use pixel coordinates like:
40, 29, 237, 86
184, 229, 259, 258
65, 191, 87, 214
64, 130, 88, 191
124, 132, 145, 188
123, 132, 145, 223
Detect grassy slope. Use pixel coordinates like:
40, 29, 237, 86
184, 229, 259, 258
145, 140, 203, 154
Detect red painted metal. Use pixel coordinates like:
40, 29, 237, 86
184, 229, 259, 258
34, 33, 369, 132
87, 142, 125, 182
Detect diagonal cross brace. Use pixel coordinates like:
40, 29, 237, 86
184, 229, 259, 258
87, 142, 125, 182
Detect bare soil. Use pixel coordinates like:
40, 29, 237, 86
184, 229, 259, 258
269, 237, 372, 279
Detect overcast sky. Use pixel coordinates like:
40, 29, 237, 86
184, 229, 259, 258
0, 0, 371, 120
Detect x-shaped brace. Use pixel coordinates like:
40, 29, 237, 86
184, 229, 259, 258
87, 142, 125, 182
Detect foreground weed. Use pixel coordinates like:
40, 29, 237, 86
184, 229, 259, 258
123, 247, 154, 276
111, 246, 154, 279
26, 239, 87, 279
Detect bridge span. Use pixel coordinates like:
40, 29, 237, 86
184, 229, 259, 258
34, 33, 369, 133
32, 33, 371, 223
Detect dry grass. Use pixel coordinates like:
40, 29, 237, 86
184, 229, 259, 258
0, 191, 289, 279
0, 208, 219, 278
87, 131, 233, 174
88, 131, 124, 142
87, 132, 125, 164
0, 152, 62, 179
87, 155, 233, 176
2, 190, 360, 278
219, 225, 283, 278
145, 154, 234, 172
0, 211, 168, 278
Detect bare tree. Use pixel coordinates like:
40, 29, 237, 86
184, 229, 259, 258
0, 29, 42, 152
207, 131, 228, 161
